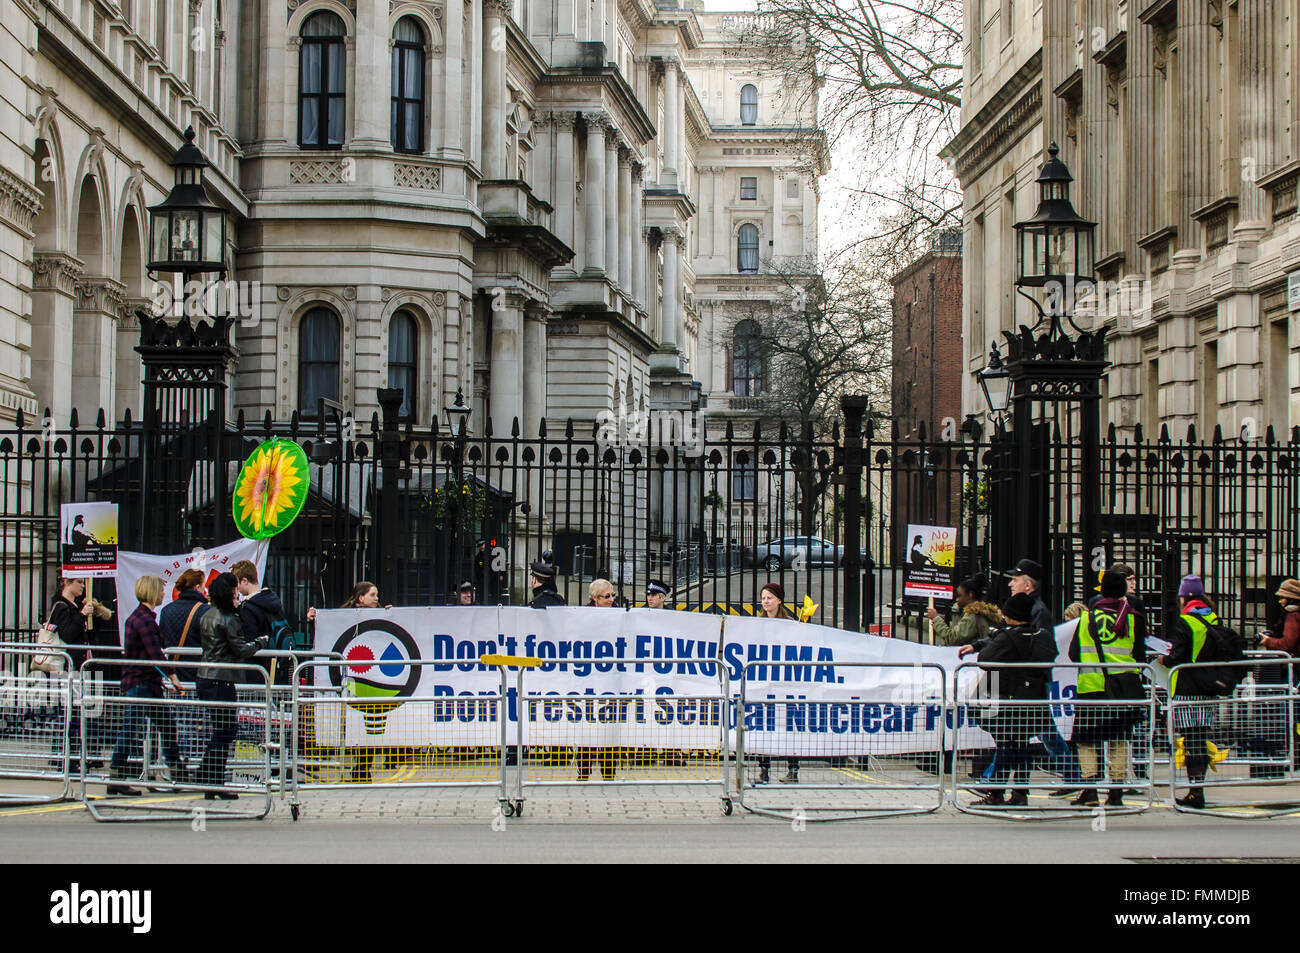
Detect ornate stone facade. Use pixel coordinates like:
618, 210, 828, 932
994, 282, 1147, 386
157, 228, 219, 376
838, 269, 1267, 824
943, 0, 1300, 438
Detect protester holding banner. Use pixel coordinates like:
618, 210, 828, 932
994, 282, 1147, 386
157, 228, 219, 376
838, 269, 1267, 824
108, 576, 185, 797
196, 572, 269, 798
47, 576, 112, 670
575, 581, 621, 781
958, 592, 1057, 807
46, 576, 112, 769
755, 582, 801, 784
925, 573, 1001, 647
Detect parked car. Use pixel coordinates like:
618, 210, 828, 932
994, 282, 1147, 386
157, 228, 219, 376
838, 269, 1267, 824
743, 536, 868, 572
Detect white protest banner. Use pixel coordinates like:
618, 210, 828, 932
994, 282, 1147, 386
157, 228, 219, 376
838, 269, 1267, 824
311, 606, 1090, 756
312, 606, 727, 747
114, 539, 268, 642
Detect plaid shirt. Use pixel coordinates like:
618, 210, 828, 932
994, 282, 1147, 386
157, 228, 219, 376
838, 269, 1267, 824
121, 604, 167, 693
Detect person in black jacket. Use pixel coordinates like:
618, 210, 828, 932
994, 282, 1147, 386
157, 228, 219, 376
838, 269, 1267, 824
528, 554, 566, 608
959, 592, 1058, 807
1005, 558, 1053, 632
195, 573, 268, 798
45, 576, 113, 768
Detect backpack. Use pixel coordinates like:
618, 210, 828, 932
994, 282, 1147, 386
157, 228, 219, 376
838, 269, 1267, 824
1199, 619, 1248, 695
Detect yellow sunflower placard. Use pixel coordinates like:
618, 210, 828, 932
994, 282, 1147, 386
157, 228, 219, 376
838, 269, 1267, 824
232, 438, 309, 539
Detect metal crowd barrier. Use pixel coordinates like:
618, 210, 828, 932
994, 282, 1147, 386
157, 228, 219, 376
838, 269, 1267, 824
736, 661, 947, 821
1166, 657, 1299, 819
78, 658, 273, 822
166, 647, 342, 793
508, 657, 732, 817
950, 662, 1158, 820
0, 643, 73, 805
288, 658, 511, 821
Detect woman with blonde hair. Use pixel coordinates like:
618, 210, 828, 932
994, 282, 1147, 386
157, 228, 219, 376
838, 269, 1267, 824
107, 576, 185, 796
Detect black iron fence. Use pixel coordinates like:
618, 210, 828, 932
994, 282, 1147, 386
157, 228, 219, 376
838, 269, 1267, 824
1, 388, 1295, 648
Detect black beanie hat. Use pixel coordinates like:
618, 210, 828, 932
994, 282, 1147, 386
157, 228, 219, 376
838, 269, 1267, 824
1002, 592, 1036, 625
1100, 570, 1127, 598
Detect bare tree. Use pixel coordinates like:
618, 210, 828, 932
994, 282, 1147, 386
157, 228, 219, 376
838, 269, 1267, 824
727, 0, 963, 259
714, 248, 895, 527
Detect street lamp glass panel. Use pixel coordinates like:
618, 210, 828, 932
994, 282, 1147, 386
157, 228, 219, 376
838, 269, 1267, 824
204, 210, 224, 265
172, 211, 199, 262
1047, 227, 1075, 277
980, 371, 1011, 414
150, 212, 169, 264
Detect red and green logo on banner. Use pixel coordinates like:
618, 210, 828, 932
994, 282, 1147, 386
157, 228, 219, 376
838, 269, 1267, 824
232, 438, 309, 540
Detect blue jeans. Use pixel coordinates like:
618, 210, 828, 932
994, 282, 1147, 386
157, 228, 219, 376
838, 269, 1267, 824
110, 684, 180, 776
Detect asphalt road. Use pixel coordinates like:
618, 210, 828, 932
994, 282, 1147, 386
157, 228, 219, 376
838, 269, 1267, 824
2, 796, 1297, 863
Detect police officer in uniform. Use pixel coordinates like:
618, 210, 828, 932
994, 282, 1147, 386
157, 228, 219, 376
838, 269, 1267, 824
645, 579, 671, 609
455, 581, 476, 605
1068, 570, 1148, 807
528, 552, 566, 608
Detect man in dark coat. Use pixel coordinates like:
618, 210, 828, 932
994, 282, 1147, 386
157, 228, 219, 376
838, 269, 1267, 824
528, 554, 566, 608
1005, 558, 1053, 632
959, 592, 1058, 807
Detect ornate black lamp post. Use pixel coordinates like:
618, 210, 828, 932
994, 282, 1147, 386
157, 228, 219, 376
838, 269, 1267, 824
147, 126, 227, 282
985, 142, 1108, 607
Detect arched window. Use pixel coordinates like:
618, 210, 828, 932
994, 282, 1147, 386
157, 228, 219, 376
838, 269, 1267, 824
737, 224, 759, 274
299, 11, 346, 149
740, 84, 758, 125
391, 17, 425, 154
732, 319, 763, 396
299, 307, 341, 415
388, 310, 418, 419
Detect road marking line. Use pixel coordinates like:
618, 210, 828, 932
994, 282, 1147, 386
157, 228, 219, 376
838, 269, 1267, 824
0, 794, 199, 817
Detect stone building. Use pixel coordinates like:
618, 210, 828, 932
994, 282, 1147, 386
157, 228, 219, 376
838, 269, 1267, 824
0, 0, 824, 459
941, 0, 1299, 440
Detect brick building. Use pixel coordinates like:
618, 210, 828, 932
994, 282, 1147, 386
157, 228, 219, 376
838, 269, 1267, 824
889, 229, 964, 564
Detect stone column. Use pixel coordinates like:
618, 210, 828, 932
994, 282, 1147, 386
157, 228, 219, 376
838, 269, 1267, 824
115, 297, 150, 421
584, 115, 607, 274
618, 147, 633, 292
554, 112, 577, 258
660, 225, 679, 350
72, 277, 125, 419
489, 291, 524, 432
1175, 6, 1213, 252
604, 131, 620, 284
31, 252, 82, 422
531, 113, 553, 204
353, 0, 390, 145
662, 60, 679, 184
441, 0, 466, 156
482, 0, 511, 179
630, 162, 645, 313
1238, 1, 1275, 226
522, 304, 547, 436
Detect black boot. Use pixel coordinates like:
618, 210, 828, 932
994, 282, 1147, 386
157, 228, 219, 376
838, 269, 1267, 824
1071, 782, 1100, 807
1175, 786, 1205, 810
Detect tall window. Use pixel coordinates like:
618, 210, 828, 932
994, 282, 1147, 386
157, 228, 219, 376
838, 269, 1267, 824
299, 307, 341, 415
740, 84, 758, 125
388, 310, 418, 419
732, 319, 763, 396
299, 11, 346, 149
740, 176, 757, 200
732, 452, 757, 501
391, 17, 425, 154
737, 224, 759, 273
